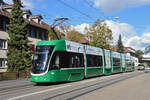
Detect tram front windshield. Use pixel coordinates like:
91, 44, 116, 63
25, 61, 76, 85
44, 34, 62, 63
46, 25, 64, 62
31, 46, 53, 74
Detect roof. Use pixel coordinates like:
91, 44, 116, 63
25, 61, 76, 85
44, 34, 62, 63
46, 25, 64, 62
0, 0, 7, 5
1, 4, 13, 9
30, 15, 43, 19
29, 20, 50, 30
111, 46, 136, 53
23, 9, 32, 14
0, 9, 49, 30
0, 0, 4, 4
0, 9, 10, 16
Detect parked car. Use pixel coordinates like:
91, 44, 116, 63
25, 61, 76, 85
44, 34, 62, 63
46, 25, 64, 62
138, 64, 145, 70
145, 67, 150, 73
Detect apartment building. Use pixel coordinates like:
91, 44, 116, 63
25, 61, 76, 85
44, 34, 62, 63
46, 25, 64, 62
0, 0, 50, 72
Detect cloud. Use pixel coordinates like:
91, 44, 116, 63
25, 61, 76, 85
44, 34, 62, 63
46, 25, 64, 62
93, 0, 127, 13
104, 20, 135, 44
92, 0, 150, 13
125, 33, 150, 50
144, 26, 150, 33
22, 0, 33, 9
73, 23, 90, 34
72, 21, 150, 51
129, 0, 150, 7
104, 20, 150, 50
4, 0, 12, 4
4, 0, 34, 9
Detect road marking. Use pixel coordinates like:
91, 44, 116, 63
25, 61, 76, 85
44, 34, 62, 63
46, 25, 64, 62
8, 85, 71, 100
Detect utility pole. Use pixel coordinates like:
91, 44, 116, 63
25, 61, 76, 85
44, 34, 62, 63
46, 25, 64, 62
51, 18, 68, 40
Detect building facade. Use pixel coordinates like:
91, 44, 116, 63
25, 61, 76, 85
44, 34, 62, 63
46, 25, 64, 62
142, 46, 150, 63
0, 1, 50, 72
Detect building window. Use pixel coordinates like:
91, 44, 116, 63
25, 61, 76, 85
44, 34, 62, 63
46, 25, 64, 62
0, 20, 6, 31
27, 14, 30, 19
39, 32, 42, 40
0, 59, 6, 68
44, 32, 48, 40
28, 29, 32, 37
3, 20, 6, 31
0, 19, 3, 31
31, 29, 35, 37
0, 39, 7, 49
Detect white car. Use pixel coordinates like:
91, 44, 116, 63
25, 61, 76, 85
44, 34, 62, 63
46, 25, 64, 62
145, 67, 150, 73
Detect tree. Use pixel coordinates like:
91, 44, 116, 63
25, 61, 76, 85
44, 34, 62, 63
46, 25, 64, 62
135, 50, 144, 63
7, 0, 31, 71
86, 19, 113, 49
48, 28, 65, 40
66, 29, 83, 43
117, 34, 124, 53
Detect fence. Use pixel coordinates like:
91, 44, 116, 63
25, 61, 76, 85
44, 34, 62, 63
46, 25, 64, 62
0, 70, 30, 81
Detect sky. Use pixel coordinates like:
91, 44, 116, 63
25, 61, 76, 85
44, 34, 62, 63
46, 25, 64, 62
4, 0, 150, 51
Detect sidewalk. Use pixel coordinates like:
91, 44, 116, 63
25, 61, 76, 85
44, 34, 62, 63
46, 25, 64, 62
0, 78, 34, 90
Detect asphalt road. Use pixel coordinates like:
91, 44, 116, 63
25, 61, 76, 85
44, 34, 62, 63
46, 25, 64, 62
0, 71, 144, 100
80, 71, 150, 100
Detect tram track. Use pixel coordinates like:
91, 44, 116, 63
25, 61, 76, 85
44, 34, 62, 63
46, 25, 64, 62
0, 71, 143, 100
44, 72, 143, 100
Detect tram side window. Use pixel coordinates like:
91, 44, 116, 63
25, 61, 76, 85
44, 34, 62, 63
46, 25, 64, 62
113, 58, 120, 66
50, 51, 84, 69
87, 54, 103, 67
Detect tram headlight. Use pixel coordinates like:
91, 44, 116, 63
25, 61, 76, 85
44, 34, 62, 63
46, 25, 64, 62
51, 72, 54, 75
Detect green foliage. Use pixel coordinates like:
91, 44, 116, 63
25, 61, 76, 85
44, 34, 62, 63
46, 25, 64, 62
48, 28, 65, 40
7, 0, 32, 72
147, 63, 150, 67
117, 34, 124, 53
48, 28, 58, 40
48, 24, 83, 43
66, 29, 83, 43
135, 50, 144, 63
86, 19, 113, 49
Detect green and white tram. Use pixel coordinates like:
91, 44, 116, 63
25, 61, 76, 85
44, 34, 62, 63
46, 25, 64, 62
103, 49, 112, 75
85, 45, 104, 77
31, 40, 134, 83
111, 51, 122, 73
125, 55, 134, 72
121, 54, 126, 72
